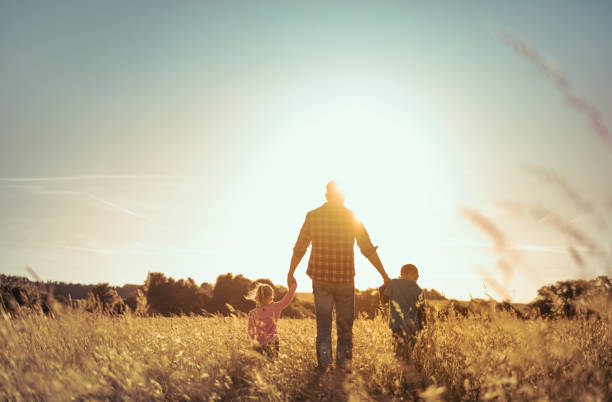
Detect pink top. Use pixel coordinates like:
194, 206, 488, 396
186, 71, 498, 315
248, 284, 297, 346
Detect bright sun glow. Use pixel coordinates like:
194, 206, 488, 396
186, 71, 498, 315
222, 76, 484, 299
4, 1, 610, 304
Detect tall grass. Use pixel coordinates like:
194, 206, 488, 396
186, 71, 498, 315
1, 307, 609, 401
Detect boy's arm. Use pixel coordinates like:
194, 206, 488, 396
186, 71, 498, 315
416, 290, 426, 328
379, 282, 390, 304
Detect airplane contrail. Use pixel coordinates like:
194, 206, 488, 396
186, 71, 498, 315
0, 175, 189, 183
82, 192, 145, 219
14, 187, 146, 219
59, 245, 157, 255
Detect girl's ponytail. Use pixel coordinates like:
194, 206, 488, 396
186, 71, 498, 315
247, 283, 274, 307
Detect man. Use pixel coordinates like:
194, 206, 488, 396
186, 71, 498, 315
287, 181, 390, 371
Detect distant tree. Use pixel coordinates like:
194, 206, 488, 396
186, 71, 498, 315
50, 281, 93, 300
423, 288, 446, 300
528, 276, 610, 319
210, 273, 253, 315
200, 282, 213, 296
48, 279, 138, 302
116, 284, 140, 300
143, 272, 209, 316
355, 288, 383, 318
86, 283, 126, 315
0, 274, 55, 316
133, 289, 150, 316
142, 272, 172, 315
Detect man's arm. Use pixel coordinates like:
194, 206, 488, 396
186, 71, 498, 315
355, 220, 390, 283
287, 254, 301, 287
287, 214, 311, 287
365, 247, 390, 284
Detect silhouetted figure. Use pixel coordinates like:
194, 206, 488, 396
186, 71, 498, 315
247, 282, 297, 359
379, 264, 424, 357
287, 181, 390, 371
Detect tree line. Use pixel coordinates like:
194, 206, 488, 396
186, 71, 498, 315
2, 272, 609, 320
1, 272, 446, 318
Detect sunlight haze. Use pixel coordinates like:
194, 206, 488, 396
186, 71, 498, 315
1, 1, 611, 302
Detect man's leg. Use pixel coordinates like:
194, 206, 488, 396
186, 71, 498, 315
334, 281, 355, 369
313, 281, 333, 370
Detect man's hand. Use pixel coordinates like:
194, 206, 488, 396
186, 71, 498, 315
383, 273, 391, 284
287, 274, 297, 288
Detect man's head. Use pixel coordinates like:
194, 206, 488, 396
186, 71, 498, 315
325, 181, 345, 205
400, 264, 419, 281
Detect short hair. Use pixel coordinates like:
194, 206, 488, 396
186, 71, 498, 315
401, 264, 418, 277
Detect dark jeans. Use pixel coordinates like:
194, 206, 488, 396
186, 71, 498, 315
254, 340, 279, 359
312, 280, 354, 369
392, 326, 417, 356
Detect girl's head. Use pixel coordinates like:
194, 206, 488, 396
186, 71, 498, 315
248, 283, 274, 306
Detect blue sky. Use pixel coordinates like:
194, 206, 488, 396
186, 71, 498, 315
1, 1, 611, 301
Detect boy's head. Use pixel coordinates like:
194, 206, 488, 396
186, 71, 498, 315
400, 264, 419, 281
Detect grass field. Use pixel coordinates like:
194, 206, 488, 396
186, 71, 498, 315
295, 292, 314, 304
1, 306, 610, 401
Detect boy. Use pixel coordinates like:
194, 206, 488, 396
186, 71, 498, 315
379, 264, 424, 355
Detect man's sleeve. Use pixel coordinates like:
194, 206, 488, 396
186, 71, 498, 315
355, 221, 377, 258
292, 213, 311, 259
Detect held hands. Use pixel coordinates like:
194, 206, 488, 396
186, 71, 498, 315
287, 274, 297, 288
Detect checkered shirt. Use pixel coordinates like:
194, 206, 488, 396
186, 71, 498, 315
293, 202, 377, 283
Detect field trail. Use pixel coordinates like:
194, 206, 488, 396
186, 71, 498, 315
292, 359, 424, 401
293, 370, 369, 401
397, 359, 424, 389
292, 369, 350, 401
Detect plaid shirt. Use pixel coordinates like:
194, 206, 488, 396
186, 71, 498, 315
293, 202, 377, 283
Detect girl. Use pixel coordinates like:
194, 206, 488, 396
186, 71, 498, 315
247, 281, 297, 358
